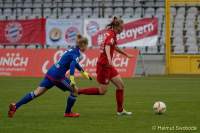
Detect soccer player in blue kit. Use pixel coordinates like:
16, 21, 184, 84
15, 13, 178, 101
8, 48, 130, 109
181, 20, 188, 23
8, 34, 92, 118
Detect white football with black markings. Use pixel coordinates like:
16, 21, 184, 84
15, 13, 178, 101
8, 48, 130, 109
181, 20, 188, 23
153, 101, 166, 114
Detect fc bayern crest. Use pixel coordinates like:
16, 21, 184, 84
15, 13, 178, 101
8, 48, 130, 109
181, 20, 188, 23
65, 27, 79, 44
86, 21, 99, 36
5, 22, 23, 43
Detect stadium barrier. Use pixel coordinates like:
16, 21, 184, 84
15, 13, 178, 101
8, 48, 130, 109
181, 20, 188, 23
0, 48, 139, 77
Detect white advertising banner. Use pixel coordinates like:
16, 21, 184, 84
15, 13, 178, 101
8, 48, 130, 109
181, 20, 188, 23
84, 18, 109, 47
46, 19, 83, 46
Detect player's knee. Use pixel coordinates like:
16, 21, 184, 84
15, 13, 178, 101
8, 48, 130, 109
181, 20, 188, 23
121, 83, 125, 89
72, 87, 78, 96
33, 90, 39, 97
118, 83, 124, 90
99, 88, 107, 95
34, 91, 41, 97
34, 87, 45, 97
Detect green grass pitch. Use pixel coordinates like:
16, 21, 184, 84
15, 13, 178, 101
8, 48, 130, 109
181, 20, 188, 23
0, 76, 199, 133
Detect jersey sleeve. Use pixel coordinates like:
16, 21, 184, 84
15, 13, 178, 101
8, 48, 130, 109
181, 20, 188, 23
69, 55, 83, 75
75, 62, 84, 72
104, 31, 115, 46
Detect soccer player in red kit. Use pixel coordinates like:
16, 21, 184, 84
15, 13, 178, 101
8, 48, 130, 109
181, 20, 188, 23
78, 17, 134, 115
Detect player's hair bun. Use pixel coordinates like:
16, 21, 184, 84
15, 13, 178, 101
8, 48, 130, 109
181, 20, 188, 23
77, 34, 82, 40
76, 34, 88, 47
106, 16, 123, 29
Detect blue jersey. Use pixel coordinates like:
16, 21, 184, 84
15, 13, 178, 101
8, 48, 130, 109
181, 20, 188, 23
46, 47, 83, 79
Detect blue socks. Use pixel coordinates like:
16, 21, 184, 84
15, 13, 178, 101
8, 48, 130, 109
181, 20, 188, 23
65, 94, 77, 113
15, 91, 77, 114
16, 92, 36, 109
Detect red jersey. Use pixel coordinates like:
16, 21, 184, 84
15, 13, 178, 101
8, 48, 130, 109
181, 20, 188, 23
98, 29, 117, 65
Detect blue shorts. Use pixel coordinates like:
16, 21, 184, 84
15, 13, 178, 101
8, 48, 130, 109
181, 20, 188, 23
39, 75, 72, 92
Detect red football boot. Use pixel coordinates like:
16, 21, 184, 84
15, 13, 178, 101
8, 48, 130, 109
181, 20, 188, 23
64, 112, 80, 117
8, 103, 17, 118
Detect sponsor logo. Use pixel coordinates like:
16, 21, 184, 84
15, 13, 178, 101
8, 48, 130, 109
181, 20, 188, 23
0, 53, 28, 67
5, 22, 23, 43
116, 23, 154, 40
49, 28, 62, 42
112, 53, 129, 67
86, 21, 99, 36
65, 27, 79, 44
80, 53, 128, 68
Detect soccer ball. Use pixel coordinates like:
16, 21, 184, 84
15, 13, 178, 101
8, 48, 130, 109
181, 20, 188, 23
153, 101, 166, 114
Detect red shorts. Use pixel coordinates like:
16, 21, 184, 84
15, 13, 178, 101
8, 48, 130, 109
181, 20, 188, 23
96, 63, 119, 85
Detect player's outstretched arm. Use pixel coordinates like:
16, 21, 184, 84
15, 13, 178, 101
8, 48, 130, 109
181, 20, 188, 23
81, 71, 92, 80
75, 61, 92, 80
69, 60, 77, 86
115, 47, 134, 58
105, 45, 113, 65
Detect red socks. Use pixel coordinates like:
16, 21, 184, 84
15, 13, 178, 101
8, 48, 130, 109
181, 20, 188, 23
78, 87, 100, 95
116, 89, 124, 112
78, 87, 124, 112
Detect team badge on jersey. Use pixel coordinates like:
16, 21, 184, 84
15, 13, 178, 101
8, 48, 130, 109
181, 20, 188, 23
110, 38, 114, 45
105, 79, 109, 84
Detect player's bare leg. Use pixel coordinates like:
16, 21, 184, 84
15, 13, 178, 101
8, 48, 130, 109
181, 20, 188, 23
98, 84, 108, 95
8, 87, 48, 118
111, 75, 132, 116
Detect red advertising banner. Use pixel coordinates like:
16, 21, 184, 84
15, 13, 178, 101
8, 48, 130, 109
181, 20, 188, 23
0, 49, 139, 78
0, 18, 46, 45
92, 18, 158, 47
